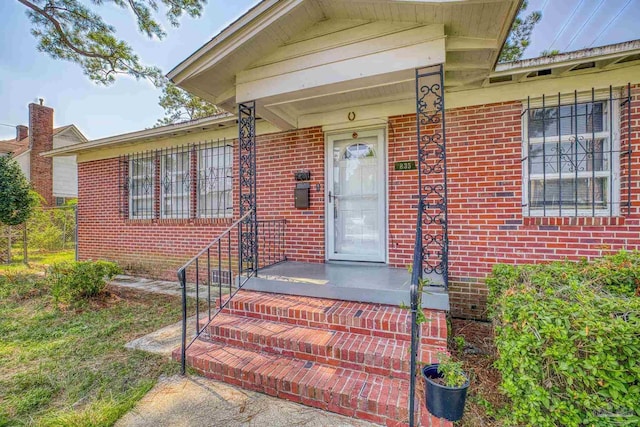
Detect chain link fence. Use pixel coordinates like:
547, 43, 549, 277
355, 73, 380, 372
1, 205, 77, 264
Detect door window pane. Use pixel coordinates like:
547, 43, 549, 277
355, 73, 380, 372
332, 139, 380, 257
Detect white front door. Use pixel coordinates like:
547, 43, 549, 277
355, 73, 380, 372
327, 129, 386, 262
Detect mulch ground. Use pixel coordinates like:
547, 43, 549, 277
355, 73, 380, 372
450, 318, 507, 427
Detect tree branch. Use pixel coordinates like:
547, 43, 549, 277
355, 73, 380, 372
17, 0, 111, 60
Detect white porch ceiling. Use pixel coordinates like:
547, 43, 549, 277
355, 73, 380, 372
170, 0, 521, 130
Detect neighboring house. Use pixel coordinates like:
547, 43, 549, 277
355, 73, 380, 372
45, 1, 640, 425
0, 100, 87, 205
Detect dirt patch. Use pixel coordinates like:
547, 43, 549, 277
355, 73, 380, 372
450, 318, 507, 427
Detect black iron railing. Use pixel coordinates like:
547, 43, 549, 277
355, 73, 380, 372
257, 219, 287, 269
177, 210, 287, 374
409, 199, 424, 427
178, 210, 242, 373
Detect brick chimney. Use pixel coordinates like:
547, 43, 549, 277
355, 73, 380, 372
16, 125, 28, 141
29, 100, 54, 206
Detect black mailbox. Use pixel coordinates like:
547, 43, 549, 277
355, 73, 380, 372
295, 182, 310, 209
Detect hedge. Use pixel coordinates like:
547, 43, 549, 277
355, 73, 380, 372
487, 251, 640, 427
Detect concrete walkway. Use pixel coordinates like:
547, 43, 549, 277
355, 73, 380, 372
110, 275, 193, 298
116, 375, 376, 427
116, 275, 377, 426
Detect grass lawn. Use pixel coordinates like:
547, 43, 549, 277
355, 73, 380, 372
0, 250, 75, 275
0, 274, 185, 427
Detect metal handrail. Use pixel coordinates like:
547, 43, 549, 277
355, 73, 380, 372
409, 198, 423, 427
179, 209, 253, 272
178, 209, 255, 375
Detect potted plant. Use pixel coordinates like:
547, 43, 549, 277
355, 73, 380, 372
422, 353, 470, 421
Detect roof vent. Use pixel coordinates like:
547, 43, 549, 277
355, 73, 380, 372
570, 61, 595, 71
489, 75, 512, 84
527, 68, 552, 78
616, 53, 640, 64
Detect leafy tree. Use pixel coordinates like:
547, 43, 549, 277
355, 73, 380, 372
498, 1, 542, 63
16, 0, 206, 85
156, 81, 221, 126
0, 156, 35, 226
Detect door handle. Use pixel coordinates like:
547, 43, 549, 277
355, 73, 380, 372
328, 191, 334, 203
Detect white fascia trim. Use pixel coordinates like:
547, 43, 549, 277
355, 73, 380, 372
42, 115, 237, 157
495, 41, 640, 75
13, 150, 30, 160
168, 0, 303, 83
56, 125, 88, 143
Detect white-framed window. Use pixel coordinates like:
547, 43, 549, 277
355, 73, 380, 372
120, 139, 233, 220
129, 157, 155, 219
198, 144, 232, 218
160, 151, 191, 219
523, 96, 620, 217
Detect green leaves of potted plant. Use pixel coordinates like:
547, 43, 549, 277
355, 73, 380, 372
422, 352, 470, 421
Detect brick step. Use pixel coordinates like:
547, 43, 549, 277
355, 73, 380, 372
201, 313, 439, 380
221, 290, 447, 346
177, 339, 451, 427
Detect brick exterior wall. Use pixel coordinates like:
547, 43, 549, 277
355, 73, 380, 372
386, 85, 640, 319
78, 127, 327, 276
29, 103, 54, 206
257, 127, 325, 263
78, 85, 640, 319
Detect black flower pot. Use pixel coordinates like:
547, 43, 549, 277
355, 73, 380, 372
422, 364, 470, 421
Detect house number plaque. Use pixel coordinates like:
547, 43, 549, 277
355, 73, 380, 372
394, 161, 417, 171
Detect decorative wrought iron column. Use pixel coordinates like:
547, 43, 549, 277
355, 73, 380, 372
415, 64, 449, 289
238, 101, 257, 273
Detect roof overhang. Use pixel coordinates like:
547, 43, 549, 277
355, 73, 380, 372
54, 124, 89, 143
488, 40, 640, 84
168, 0, 521, 130
43, 114, 237, 157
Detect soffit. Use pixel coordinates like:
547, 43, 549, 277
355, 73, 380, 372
173, 0, 519, 104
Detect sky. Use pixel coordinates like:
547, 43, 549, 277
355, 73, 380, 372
0, 0, 639, 141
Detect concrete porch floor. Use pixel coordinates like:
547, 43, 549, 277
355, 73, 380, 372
244, 261, 449, 310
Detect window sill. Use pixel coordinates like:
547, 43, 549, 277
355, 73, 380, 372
524, 216, 626, 227
125, 217, 234, 225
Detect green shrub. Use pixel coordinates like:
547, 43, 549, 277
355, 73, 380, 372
488, 252, 640, 427
48, 261, 121, 304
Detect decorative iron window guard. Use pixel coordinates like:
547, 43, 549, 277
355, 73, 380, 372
118, 139, 233, 220
522, 84, 633, 217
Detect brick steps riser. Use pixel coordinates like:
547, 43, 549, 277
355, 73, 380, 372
178, 342, 448, 427
180, 344, 408, 425
183, 291, 453, 427
202, 316, 416, 380
221, 301, 447, 346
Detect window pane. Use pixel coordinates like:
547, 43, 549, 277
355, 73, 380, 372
129, 157, 154, 219
198, 145, 232, 218
161, 152, 190, 218
529, 138, 608, 174
531, 177, 608, 210
528, 101, 606, 138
